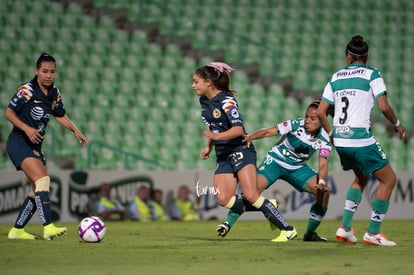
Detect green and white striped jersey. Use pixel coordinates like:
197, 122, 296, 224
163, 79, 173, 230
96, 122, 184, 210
268, 118, 331, 170
322, 64, 387, 147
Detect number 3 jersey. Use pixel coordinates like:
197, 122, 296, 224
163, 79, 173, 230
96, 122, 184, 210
268, 118, 331, 170
7, 76, 66, 146
322, 64, 387, 147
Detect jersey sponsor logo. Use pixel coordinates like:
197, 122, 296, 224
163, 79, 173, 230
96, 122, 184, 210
31, 106, 44, 120
334, 126, 354, 138
230, 118, 242, 124
212, 108, 221, 118
294, 145, 310, 155
336, 69, 365, 77
230, 108, 239, 119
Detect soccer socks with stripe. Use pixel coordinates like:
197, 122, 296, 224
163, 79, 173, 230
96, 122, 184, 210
306, 203, 327, 234
253, 196, 293, 231
14, 196, 37, 229
367, 198, 390, 234
225, 194, 252, 227
34, 177, 52, 226
225, 194, 263, 227
341, 187, 362, 230
35, 192, 52, 226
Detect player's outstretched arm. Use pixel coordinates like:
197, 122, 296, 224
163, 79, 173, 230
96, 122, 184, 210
55, 115, 88, 145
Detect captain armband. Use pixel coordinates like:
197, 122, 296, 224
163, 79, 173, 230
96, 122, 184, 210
319, 148, 331, 159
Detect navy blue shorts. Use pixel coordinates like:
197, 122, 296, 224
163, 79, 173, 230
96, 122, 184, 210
215, 145, 257, 175
7, 131, 46, 170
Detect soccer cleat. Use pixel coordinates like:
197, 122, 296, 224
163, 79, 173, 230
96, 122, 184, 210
43, 224, 67, 240
363, 232, 396, 246
8, 227, 36, 240
271, 227, 298, 242
336, 226, 357, 244
268, 199, 279, 231
216, 222, 230, 237
303, 231, 327, 242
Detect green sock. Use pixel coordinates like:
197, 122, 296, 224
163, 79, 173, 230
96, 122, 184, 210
306, 203, 327, 234
226, 210, 241, 228
342, 187, 362, 230
368, 198, 389, 234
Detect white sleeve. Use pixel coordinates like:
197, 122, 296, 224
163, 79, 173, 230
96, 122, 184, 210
276, 120, 292, 135
371, 77, 387, 98
322, 82, 334, 104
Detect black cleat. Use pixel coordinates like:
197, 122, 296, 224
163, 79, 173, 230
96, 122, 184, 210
303, 232, 327, 242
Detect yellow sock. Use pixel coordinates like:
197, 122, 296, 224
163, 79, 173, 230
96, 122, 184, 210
252, 196, 265, 209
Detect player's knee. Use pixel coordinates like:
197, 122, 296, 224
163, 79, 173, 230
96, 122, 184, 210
387, 173, 397, 187
377, 169, 397, 189
217, 195, 234, 208
34, 176, 50, 192
242, 193, 258, 204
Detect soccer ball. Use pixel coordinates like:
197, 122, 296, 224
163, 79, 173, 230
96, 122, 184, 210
78, 216, 106, 243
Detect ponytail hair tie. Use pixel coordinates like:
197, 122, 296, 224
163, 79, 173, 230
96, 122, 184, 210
208, 62, 235, 74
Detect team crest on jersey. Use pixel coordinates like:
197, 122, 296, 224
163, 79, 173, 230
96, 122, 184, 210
213, 108, 221, 119
312, 139, 323, 149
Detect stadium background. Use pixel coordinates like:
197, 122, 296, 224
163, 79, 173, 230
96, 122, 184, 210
0, 0, 413, 222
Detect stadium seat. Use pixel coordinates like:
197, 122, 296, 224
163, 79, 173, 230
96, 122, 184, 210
1, 0, 412, 172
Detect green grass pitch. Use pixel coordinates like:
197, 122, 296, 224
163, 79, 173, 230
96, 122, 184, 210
1, 220, 413, 275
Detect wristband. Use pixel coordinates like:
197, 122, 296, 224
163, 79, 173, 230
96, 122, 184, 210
394, 120, 400, 127
318, 179, 326, 185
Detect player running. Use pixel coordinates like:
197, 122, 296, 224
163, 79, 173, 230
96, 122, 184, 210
217, 100, 332, 241
193, 62, 297, 242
